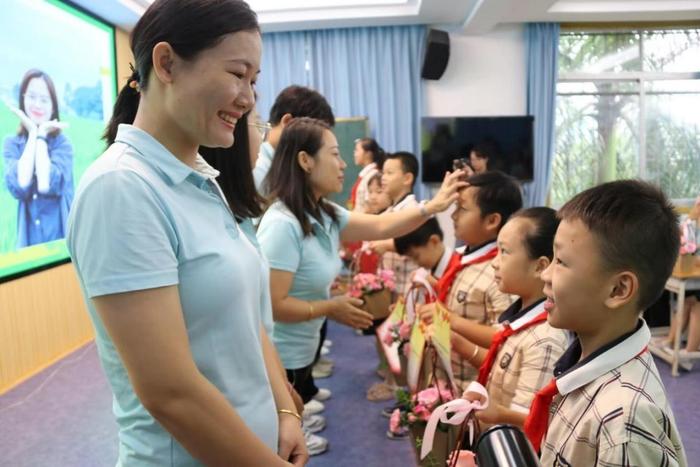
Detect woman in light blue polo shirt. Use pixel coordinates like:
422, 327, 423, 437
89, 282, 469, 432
66, 1, 305, 466
257, 118, 465, 420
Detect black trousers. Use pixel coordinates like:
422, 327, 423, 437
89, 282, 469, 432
286, 363, 318, 404
285, 319, 328, 404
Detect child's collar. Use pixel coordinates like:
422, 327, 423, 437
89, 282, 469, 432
460, 240, 497, 265
553, 319, 649, 395
432, 246, 453, 278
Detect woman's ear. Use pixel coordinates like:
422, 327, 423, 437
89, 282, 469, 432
297, 150, 314, 174
151, 42, 176, 84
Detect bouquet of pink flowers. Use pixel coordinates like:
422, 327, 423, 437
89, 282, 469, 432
348, 269, 396, 298
348, 269, 396, 320
388, 383, 455, 435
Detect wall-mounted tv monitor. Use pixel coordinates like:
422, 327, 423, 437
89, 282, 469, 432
421, 116, 534, 183
0, 0, 116, 282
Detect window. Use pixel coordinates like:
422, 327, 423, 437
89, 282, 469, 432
551, 29, 700, 206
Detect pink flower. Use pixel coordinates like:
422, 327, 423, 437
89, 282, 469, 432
389, 409, 402, 433
416, 387, 440, 407
407, 413, 417, 424
382, 331, 395, 346
413, 403, 432, 422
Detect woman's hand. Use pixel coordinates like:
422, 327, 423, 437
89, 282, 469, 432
328, 295, 373, 329
369, 239, 393, 255
3, 99, 37, 134
424, 170, 469, 215
37, 119, 68, 137
277, 413, 308, 466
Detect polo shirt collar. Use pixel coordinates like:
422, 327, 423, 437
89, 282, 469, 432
392, 193, 416, 211
460, 240, 497, 265
508, 299, 547, 331
498, 298, 546, 328
553, 319, 650, 395
114, 124, 196, 186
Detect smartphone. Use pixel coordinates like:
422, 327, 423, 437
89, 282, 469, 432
452, 158, 474, 180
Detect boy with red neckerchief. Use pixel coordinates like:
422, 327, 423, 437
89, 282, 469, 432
418, 171, 522, 388
524, 180, 686, 466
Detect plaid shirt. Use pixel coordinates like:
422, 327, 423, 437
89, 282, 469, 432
381, 193, 419, 295
486, 300, 569, 415
541, 320, 687, 467
446, 243, 516, 385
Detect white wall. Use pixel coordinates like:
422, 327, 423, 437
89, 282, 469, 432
421, 24, 528, 249
422, 24, 528, 117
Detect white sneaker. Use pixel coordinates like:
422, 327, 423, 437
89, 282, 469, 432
304, 398, 325, 415
323, 339, 333, 348
317, 356, 334, 368
303, 413, 326, 433
321, 346, 330, 356
304, 430, 329, 456
312, 365, 332, 379
313, 388, 332, 401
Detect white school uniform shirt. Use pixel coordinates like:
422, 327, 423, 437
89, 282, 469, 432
541, 319, 687, 467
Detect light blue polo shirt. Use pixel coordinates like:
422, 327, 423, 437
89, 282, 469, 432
66, 124, 278, 466
257, 200, 350, 370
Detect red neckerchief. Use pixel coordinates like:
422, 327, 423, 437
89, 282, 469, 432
435, 243, 497, 303
477, 308, 548, 385
348, 176, 362, 210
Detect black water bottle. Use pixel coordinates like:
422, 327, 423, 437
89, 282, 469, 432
474, 424, 540, 467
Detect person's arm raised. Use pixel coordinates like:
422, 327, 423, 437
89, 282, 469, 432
340, 170, 466, 243
93, 286, 290, 467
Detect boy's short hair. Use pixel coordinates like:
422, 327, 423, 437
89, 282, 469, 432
385, 151, 419, 188
268, 85, 335, 127
466, 171, 523, 229
395, 218, 443, 255
558, 180, 680, 310
472, 138, 500, 161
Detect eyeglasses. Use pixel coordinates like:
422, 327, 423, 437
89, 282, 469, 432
249, 119, 272, 140
24, 93, 51, 105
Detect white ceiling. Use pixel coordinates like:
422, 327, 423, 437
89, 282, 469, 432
70, 0, 700, 33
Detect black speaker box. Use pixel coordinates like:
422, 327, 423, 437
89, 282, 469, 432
421, 29, 450, 80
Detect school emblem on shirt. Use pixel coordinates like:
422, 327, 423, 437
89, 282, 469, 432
499, 352, 513, 369
456, 291, 467, 303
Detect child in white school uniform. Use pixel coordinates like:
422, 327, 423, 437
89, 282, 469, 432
459, 208, 569, 429
524, 180, 686, 466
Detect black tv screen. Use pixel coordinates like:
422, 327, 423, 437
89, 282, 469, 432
420, 116, 534, 183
